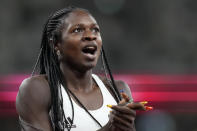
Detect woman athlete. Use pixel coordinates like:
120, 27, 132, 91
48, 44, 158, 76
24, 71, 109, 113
16, 7, 150, 131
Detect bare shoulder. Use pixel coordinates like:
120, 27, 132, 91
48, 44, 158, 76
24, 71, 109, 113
16, 74, 51, 124
97, 75, 132, 100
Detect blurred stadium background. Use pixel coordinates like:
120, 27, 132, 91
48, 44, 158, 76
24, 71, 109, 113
1, 0, 197, 130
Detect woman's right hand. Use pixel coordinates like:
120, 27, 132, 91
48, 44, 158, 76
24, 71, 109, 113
102, 93, 152, 131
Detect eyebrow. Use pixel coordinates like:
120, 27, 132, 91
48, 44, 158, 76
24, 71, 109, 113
72, 23, 99, 27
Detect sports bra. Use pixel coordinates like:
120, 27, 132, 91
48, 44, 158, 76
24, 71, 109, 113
61, 74, 117, 131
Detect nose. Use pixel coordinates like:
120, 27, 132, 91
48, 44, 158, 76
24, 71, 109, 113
82, 36, 96, 41
82, 30, 97, 41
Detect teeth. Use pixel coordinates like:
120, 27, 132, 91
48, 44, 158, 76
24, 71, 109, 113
86, 47, 95, 50
82, 46, 97, 54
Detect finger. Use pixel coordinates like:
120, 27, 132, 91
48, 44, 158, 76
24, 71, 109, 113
111, 108, 136, 118
110, 105, 135, 115
111, 113, 133, 129
111, 110, 136, 122
120, 92, 130, 102
113, 121, 131, 131
127, 102, 146, 110
119, 92, 131, 105
118, 98, 127, 105
126, 102, 154, 111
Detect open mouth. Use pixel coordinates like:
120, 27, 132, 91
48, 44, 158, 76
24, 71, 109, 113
82, 46, 97, 55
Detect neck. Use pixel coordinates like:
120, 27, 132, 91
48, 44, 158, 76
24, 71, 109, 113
60, 63, 93, 93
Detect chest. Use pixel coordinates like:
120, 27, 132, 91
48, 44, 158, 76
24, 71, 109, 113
61, 85, 116, 131
71, 86, 103, 110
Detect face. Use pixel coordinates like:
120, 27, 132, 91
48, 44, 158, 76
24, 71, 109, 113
56, 10, 102, 72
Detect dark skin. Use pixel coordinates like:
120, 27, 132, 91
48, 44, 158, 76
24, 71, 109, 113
16, 10, 145, 131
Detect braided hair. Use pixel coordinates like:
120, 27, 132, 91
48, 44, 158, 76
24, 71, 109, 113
32, 6, 121, 131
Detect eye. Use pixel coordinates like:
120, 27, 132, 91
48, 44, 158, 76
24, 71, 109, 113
92, 27, 100, 33
73, 27, 84, 33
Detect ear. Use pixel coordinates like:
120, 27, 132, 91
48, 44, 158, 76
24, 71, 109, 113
49, 36, 61, 51
54, 42, 61, 52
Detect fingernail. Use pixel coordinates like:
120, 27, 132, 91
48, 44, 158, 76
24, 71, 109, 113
120, 89, 124, 93
107, 105, 113, 108
140, 101, 148, 105
145, 106, 153, 111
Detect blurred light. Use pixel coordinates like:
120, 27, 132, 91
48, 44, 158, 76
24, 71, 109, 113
137, 110, 176, 131
94, 0, 125, 15
1, 74, 197, 116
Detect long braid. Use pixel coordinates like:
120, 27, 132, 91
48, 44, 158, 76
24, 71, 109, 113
101, 46, 121, 102
33, 7, 77, 131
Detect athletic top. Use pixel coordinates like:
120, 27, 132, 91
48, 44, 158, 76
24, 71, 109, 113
61, 74, 117, 131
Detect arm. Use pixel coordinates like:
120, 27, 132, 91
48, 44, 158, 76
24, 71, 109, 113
16, 75, 53, 131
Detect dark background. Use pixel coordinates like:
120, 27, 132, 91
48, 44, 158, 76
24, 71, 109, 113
0, 0, 197, 130
1, 0, 197, 75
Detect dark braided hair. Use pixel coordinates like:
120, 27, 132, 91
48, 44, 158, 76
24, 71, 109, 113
32, 6, 121, 131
